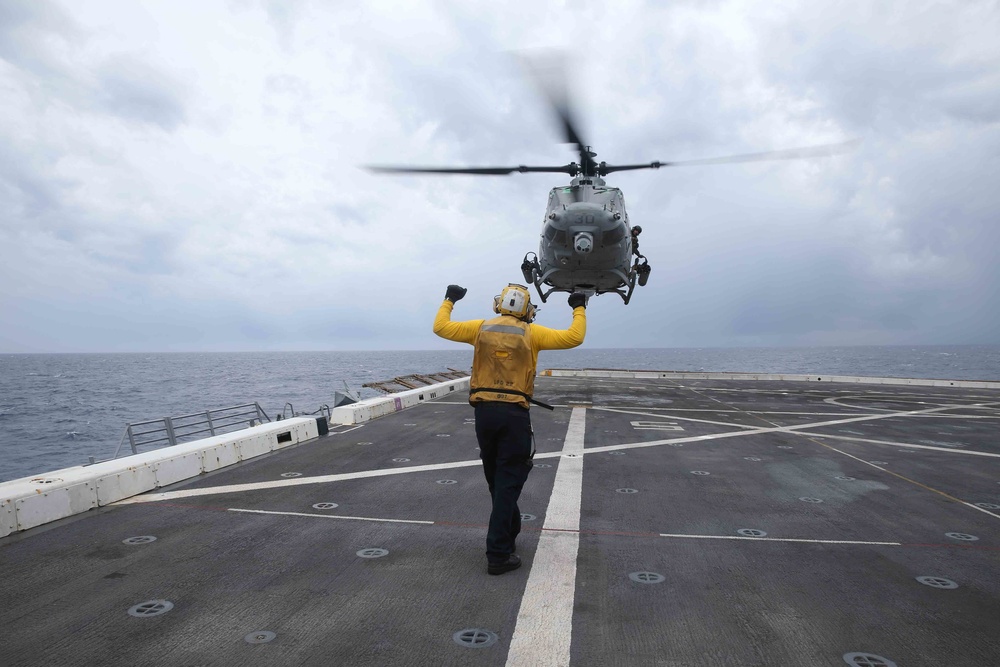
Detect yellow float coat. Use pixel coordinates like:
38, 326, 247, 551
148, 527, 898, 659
433, 300, 586, 408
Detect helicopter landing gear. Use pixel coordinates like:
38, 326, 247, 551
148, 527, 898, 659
522, 252, 545, 300
634, 256, 651, 287
521, 253, 540, 284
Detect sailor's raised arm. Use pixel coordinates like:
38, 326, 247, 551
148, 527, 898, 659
433, 284, 481, 344
531, 292, 587, 351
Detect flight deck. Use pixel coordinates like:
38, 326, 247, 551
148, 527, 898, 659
1, 372, 999, 666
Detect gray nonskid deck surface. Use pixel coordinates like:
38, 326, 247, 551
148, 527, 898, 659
1, 377, 999, 666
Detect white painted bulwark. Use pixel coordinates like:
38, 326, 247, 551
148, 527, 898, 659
96, 465, 158, 506
201, 441, 240, 473
15, 482, 98, 532
330, 377, 470, 425
540, 369, 1000, 389
237, 433, 272, 460
0, 417, 322, 538
153, 453, 203, 488
0, 498, 15, 538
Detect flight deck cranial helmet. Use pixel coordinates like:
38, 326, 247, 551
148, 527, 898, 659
493, 283, 537, 322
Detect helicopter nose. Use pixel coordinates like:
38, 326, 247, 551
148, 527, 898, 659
573, 232, 594, 254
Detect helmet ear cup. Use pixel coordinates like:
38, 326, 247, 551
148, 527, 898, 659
493, 295, 501, 314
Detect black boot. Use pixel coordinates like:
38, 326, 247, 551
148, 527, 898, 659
488, 553, 521, 575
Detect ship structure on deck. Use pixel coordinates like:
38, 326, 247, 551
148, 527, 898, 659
2, 370, 999, 666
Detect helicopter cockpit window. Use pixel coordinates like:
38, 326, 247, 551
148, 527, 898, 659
602, 224, 626, 244
544, 225, 566, 243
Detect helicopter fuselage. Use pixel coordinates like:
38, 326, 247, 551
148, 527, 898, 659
522, 176, 649, 304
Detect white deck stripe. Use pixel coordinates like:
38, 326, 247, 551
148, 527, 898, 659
121, 400, 998, 506
658, 533, 901, 545
117, 459, 483, 504
506, 407, 586, 667
796, 431, 1000, 458
227, 508, 433, 525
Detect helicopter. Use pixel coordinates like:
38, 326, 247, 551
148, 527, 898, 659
367, 59, 858, 305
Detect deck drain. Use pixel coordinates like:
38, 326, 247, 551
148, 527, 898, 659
974, 502, 1000, 510
280, 472, 302, 478
392, 458, 410, 463
799, 497, 823, 503
916, 576, 958, 589
533, 463, 551, 468
404, 423, 417, 426
628, 571, 665, 584
436, 479, 457, 485
128, 600, 174, 617
452, 628, 498, 649
843, 653, 897, 667
436, 434, 450, 438
737, 529, 767, 537
743, 457, 761, 462
245, 631, 276, 644
868, 461, 888, 466
312, 503, 339, 510
122, 536, 157, 545
835, 476, 856, 481
357, 441, 372, 445
777, 446, 793, 449
609, 451, 625, 456
521, 513, 536, 521
357, 548, 389, 559
690, 471, 710, 475
945, 532, 978, 541
616, 488, 639, 494
669, 443, 684, 447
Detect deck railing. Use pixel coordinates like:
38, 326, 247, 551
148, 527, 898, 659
113, 402, 271, 458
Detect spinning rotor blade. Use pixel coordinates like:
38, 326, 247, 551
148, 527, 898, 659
516, 51, 597, 176
365, 164, 578, 176
600, 139, 862, 175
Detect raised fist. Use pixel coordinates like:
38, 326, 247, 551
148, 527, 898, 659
445, 285, 467, 303
568, 292, 587, 309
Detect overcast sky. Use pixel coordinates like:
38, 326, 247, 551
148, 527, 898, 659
1, 0, 998, 353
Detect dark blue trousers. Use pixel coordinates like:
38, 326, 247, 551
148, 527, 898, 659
474, 402, 533, 564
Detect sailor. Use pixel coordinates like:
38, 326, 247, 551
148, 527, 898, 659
433, 283, 587, 574
630, 225, 643, 257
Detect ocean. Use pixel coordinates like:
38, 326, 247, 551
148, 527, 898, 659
1, 345, 998, 483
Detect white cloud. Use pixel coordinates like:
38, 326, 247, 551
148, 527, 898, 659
1, 0, 998, 351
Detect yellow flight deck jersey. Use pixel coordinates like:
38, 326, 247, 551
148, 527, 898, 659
433, 300, 586, 409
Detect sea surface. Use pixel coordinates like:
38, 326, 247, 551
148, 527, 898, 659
1, 345, 998, 483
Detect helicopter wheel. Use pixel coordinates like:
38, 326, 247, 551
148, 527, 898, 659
635, 256, 651, 287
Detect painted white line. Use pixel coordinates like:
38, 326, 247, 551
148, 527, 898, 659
117, 459, 484, 504
558, 401, 997, 457
597, 406, 767, 429
658, 533, 901, 546
336, 425, 364, 434
118, 400, 999, 506
506, 407, 586, 667
587, 407, 878, 416
785, 438, 1000, 522
228, 508, 433, 525
798, 432, 1000, 459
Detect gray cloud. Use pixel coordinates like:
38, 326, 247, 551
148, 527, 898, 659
97, 57, 187, 130
0, 0, 997, 352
